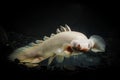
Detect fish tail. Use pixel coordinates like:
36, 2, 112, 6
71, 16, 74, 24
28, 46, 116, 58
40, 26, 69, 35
9, 43, 45, 67
9, 46, 30, 61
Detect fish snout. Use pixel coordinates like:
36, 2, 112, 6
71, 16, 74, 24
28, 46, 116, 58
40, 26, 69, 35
73, 44, 89, 52
71, 40, 90, 52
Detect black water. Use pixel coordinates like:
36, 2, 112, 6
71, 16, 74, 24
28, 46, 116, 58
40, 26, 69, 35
0, 3, 119, 80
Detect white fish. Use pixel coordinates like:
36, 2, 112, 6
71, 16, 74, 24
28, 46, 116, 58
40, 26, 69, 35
9, 24, 105, 67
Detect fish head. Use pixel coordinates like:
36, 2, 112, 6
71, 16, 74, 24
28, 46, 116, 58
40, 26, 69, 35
70, 39, 91, 52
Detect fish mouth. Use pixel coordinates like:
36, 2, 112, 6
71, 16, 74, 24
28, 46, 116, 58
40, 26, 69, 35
72, 45, 89, 53
65, 45, 89, 55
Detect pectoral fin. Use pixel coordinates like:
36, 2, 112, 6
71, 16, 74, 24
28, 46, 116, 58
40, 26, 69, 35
48, 54, 56, 65
89, 35, 106, 52
56, 55, 64, 63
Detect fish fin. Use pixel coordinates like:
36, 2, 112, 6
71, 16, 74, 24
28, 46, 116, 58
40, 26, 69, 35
35, 40, 43, 44
48, 54, 56, 65
20, 63, 39, 68
31, 57, 45, 63
28, 41, 43, 48
9, 46, 30, 61
20, 58, 34, 63
56, 55, 64, 63
89, 35, 106, 52
9, 43, 42, 62
43, 36, 49, 40
56, 24, 72, 33
56, 28, 61, 33
50, 33, 55, 37
60, 26, 67, 32
28, 42, 38, 46
65, 24, 71, 31
19, 57, 45, 67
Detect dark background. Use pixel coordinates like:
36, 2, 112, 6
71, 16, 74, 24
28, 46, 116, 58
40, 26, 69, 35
0, 3, 119, 80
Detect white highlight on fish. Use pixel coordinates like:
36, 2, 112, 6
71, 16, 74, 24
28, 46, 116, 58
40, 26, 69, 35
9, 24, 106, 67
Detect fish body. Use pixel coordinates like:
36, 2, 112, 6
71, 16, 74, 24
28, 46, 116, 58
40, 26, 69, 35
9, 25, 105, 67
38, 31, 87, 56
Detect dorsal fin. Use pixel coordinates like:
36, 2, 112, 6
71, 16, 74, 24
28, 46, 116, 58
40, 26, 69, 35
50, 33, 55, 37
34, 24, 71, 43
28, 42, 37, 46
56, 28, 61, 33
60, 26, 67, 32
65, 24, 71, 31
43, 36, 49, 40
56, 24, 71, 34
28, 39, 44, 47
35, 40, 43, 44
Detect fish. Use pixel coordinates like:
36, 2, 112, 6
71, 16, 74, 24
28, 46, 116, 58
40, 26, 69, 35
9, 24, 105, 67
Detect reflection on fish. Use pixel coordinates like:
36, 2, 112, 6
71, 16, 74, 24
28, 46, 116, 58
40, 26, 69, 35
9, 24, 105, 68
